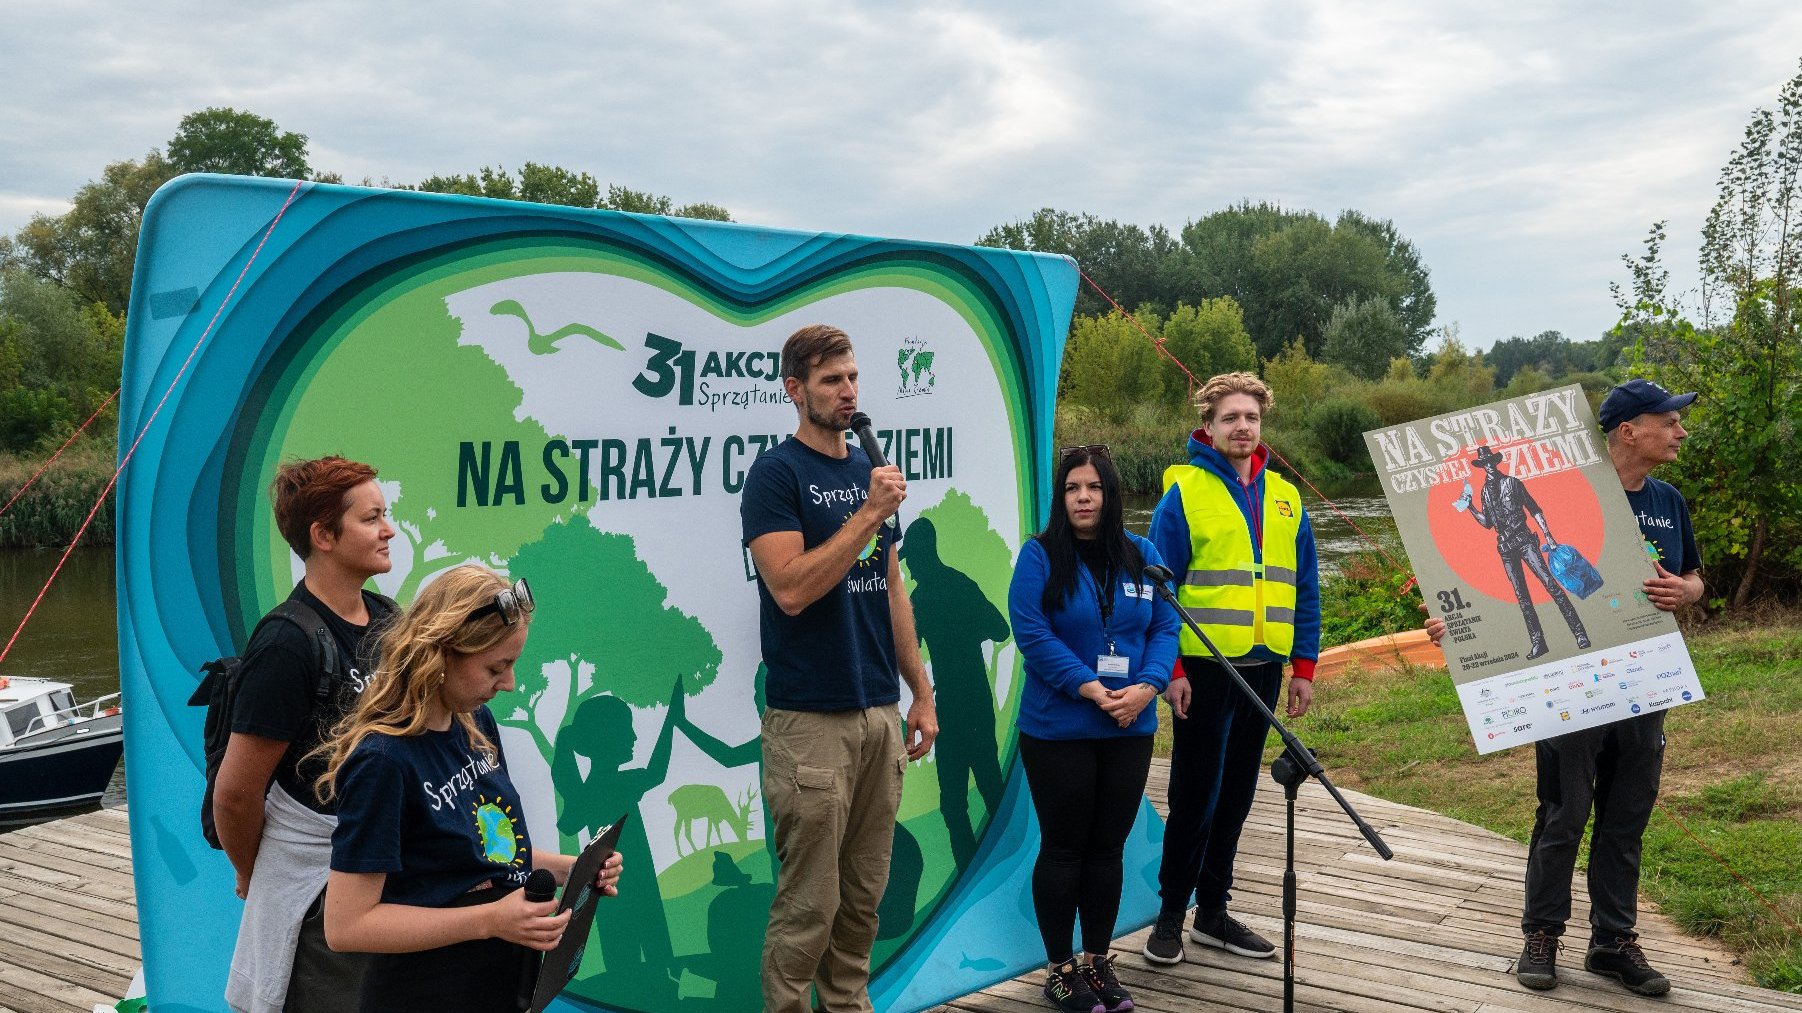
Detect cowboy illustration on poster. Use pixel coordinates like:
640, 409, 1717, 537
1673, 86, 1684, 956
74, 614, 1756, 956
1456, 444, 1590, 659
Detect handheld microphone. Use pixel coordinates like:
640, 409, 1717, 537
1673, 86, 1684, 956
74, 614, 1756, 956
847, 411, 888, 468
848, 411, 898, 528
516, 868, 558, 1011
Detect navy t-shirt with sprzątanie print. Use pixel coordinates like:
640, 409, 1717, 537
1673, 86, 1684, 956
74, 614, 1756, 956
330, 707, 534, 907
739, 436, 901, 713
1625, 475, 1700, 577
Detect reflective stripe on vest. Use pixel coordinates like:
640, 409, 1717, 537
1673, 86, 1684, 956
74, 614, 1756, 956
1163, 462, 1303, 658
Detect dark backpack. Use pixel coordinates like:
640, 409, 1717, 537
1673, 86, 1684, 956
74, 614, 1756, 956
187, 593, 396, 850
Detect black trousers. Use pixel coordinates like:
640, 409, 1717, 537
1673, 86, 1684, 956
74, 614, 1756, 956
1522, 711, 1666, 946
1157, 658, 1282, 916
1018, 732, 1154, 962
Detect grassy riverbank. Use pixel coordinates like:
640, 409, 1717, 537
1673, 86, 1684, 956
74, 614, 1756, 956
0, 440, 117, 548
1152, 611, 1802, 991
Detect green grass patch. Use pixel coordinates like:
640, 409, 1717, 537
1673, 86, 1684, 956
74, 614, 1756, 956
1151, 612, 1802, 992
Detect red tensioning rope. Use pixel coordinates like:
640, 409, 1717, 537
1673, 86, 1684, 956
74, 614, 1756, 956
1075, 270, 1413, 586
1076, 269, 1199, 405
0, 387, 119, 522
0, 179, 306, 667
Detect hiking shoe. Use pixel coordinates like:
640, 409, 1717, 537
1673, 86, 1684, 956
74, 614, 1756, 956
1516, 929, 1560, 990
1140, 910, 1185, 964
1191, 909, 1276, 959
1585, 936, 1670, 996
1043, 959, 1105, 1013
1079, 952, 1133, 1012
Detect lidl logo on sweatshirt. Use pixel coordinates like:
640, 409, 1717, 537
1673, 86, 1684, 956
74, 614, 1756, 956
1275, 500, 1294, 517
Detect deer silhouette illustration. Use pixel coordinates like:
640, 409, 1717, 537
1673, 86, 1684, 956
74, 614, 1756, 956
668, 783, 758, 856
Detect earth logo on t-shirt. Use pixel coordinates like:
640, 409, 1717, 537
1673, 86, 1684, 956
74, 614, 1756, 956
842, 511, 880, 566
473, 797, 522, 865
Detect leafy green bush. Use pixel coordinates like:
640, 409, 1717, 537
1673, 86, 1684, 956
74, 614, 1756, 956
1310, 399, 1381, 470
1320, 545, 1421, 647
1363, 378, 1449, 426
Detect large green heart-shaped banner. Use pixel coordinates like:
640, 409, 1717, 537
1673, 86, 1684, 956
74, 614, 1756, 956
118, 175, 1094, 1011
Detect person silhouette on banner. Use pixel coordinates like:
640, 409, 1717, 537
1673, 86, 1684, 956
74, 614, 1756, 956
1457, 444, 1589, 659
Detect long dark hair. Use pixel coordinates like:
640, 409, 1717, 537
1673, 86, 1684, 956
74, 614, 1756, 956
1035, 447, 1143, 615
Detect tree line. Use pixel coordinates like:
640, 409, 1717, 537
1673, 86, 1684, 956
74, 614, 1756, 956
0, 107, 734, 458
2, 75, 1796, 610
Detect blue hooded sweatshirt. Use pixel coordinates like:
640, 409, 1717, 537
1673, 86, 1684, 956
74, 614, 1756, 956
1147, 431, 1321, 679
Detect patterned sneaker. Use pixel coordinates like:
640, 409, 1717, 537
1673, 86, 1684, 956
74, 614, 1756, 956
1191, 909, 1276, 959
1079, 952, 1133, 1012
1043, 958, 1105, 1013
1585, 936, 1670, 996
1140, 909, 1186, 964
1516, 929, 1559, 990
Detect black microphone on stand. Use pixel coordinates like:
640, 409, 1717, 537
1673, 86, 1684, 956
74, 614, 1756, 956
516, 868, 558, 1011
1141, 562, 1391, 1013
848, 411, 898, 528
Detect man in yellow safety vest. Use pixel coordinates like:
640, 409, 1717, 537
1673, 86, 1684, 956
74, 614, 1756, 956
1140, 372, 1320, 966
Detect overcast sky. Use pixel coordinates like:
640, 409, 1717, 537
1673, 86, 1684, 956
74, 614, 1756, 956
4, 1, 1799, 349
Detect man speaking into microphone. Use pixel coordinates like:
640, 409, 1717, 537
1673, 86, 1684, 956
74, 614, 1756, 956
739, 324, 939, 1013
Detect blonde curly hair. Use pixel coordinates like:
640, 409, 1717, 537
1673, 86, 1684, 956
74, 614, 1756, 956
1193, 371, 1273, 423
312, 565, 527, 802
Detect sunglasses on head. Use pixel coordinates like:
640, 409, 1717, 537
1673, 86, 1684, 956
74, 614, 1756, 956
464, 578, 535, 627
1058, 444, 1111, 460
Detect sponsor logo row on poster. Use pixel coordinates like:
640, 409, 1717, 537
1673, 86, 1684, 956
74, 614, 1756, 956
1457, 630, 1703, 754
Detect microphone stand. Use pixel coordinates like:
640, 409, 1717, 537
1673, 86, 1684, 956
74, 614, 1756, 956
1144, 567, 1393, 1013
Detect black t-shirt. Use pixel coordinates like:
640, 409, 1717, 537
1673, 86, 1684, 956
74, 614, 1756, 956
230, 581, 387, 814
739, 437, 901, 712
331, 707, 536, 906
1625, 476, 1700, 576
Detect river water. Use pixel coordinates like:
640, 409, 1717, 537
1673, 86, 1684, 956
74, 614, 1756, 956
0, 548, 126, 829
1123, 489, 1396, 568
0, 491, 1396, 831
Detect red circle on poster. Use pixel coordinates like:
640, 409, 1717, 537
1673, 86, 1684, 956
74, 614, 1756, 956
1427, 443, 1605, 606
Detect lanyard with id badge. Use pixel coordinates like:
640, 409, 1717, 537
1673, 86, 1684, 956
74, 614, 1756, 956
1092, 562, 1131, 676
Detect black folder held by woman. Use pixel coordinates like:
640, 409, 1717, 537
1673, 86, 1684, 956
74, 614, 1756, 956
521, 814, 630, 1013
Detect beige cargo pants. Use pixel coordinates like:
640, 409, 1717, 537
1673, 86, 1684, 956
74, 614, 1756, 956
759, 704, 907, 1013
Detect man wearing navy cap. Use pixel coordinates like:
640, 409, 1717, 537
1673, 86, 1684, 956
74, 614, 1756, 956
1431, 377, 1703, 997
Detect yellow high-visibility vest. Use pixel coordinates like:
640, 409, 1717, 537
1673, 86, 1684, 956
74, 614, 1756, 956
1163, 463, 1302, 658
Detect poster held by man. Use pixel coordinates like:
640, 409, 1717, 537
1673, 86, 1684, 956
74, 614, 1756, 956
1363, 384, 1703, 753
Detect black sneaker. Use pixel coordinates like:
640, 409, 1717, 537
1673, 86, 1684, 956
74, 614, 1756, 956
1079, 953, 1133, 1013
1516, 929, 1559, 990
1190, 909, 1276, 959
1585, 936, 1670, 996
1140, 910, 1185, 964
1044, 959, 1105, 1013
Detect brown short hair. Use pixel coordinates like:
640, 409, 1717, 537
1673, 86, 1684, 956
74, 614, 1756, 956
1194, 371, 1273, 423
271, 456, 378, 559
781, 324, 854, 384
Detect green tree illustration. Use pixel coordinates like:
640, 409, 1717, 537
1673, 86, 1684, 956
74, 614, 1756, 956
498, 515, 721, 765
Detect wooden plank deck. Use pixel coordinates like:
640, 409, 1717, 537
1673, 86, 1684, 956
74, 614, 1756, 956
938, 764, 1802, 1013
3, 766, 1798, 1013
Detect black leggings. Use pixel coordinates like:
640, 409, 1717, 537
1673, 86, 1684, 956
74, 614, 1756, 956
1018, 732, 1154, 962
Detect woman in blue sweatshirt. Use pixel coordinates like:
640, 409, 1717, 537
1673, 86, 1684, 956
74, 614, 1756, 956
1008, 445, 1180, 1013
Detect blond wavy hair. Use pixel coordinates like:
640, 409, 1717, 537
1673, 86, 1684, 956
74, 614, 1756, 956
1193, 371, 1274, 423
312, 565, 528, 802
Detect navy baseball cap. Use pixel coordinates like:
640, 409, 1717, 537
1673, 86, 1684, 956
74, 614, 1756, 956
1599, 378, 1697, 432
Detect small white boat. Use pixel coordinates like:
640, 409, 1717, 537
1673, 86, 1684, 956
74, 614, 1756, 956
0, 675, 123, 820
